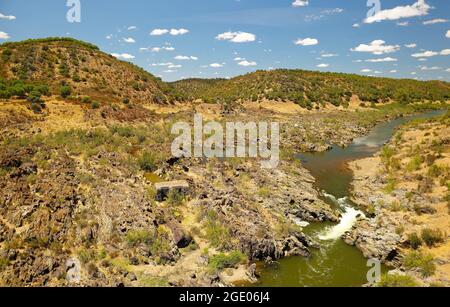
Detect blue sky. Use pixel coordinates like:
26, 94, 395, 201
0, 0, 449, 81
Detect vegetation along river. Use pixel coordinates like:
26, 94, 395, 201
256, 110, 445, 287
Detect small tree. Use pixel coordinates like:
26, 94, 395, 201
60, 86, 71, 98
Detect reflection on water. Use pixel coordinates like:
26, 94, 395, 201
256, 110, 444, 287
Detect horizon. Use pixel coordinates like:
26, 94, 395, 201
1, 0, 449, 82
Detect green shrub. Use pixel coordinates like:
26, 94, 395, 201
421, 228, 445, 247
125, 229, 153, 247
204, 210, 231, 250
403, 250, 436, 277
407, 233, 422, 250
60, 85, 71, 98
376, 273, 420, 287
208, 251, 247, 273
91, 101, 100, 109
81, 96, 91, 104
166, 190, 185, 206
138, 151, 158, 171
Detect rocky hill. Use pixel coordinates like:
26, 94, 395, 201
0, 38, 183, 105
172, 69, 450, 109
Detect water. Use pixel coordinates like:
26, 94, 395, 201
256, 110, 445, 287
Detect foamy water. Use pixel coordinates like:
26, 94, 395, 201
319, 193, 364, 241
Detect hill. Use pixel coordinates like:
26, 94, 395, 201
172, 69, 450, 109
0, 38, 184, 106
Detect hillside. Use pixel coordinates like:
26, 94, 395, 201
0, 38, 184, 106
172, 69, 450, 109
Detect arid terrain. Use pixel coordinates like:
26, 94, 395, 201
0, 38, 449, 287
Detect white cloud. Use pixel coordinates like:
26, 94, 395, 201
150, 62, 173, 67
209, 63, 223, 68
168, 64, 182, 69
397, 21, 409, 26
411, 72, 417, 75
352, 23, 360, 28
106, 34, 113, 40
295, 38, 319, 46
234, 57, 245, 61
405, 43, 417, 48
0, 31, 10, 39
321, 53, 338, 57
446, 68, 450, 72
150, 29, 169, 36
141, 46, 175, 52
411, 49, 450, 58
127, 26, 137, 30
292, 0, 309, 7
170, 28, 189, 36
411, 50, 438, 58
353, 59, 363, 63
238, 60, 257, 67
111, 53, 135, 60
390, 70, 397, 73
447, 30, 450, 38
419, 66, 441, 70
123, 37, 135, 43
423, 19, 448, 25
365, 57, 398, 62
174, 55, 198, 61
317, 63, 329, 68
361, 69, 372, 73
216, 31, 256, 43
351, 40, 400, 55
0, 13, 16, 20
364, 0, 430, 24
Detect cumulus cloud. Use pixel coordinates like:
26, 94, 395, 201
0, 13, 16, 20
209, 63, 223, 68
364, 0, 430, 24
423, 19, 448, 25
352, 23, 360, 28
447, 30, 450, 38
411, 49, 450, 58
351, 40, 400, 55
0, 31, 10, 39
292, 0, 309, 7
123, 37, 135, 43
174, 55, 198, 61
238, 60, 257, 67
216, 31, 256, 43
170, 28, 189, 36
111, 53, 135, 60
106, 34, 113, 40
150, 29, 169, 36
295, 38, 319, 46
390, 70, 397, 73
317, 63, 329, 68
365, 57, 398, 62
405, 43, 417, 48
397, 21, 409, 26
127, 26, 137, 30
361, 69, 372, 73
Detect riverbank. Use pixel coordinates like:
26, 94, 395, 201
346, 111, 450, 286
0, 99, 448, 286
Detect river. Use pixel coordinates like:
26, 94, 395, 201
255, 110, 445, 287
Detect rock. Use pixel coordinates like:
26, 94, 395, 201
154, 180, 189, 202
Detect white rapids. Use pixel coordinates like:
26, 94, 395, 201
318, 193, 364, 241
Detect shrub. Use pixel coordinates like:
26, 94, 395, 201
376, 273, 420, 287
204, 210, 231, 250
403, 250, 436, 277
60, 86, 71, 98
208, 251, 247, 273
138, 151, 158, 171
91, 101, 100, 109
125, 229, 153, 247
166, 190, 185, 206
407, 233, 422, 250
421, 228, 445, 247
81, 96, 91, 104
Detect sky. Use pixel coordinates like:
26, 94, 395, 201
0, 0, 449, 82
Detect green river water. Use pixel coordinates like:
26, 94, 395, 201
255, 110, 445, 287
